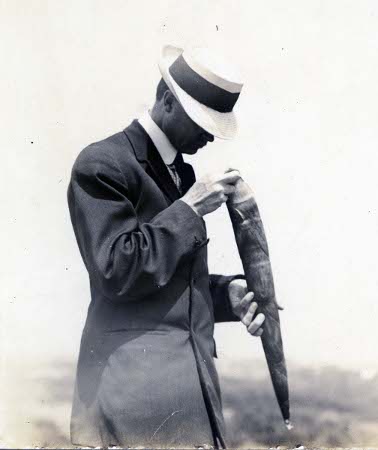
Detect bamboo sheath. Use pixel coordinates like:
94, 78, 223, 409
227, 179, 292, 429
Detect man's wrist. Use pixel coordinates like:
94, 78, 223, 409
180, 197, 201, 216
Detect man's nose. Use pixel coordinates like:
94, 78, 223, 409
202, 131, 214, 142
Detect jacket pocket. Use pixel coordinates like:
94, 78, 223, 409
103, 328, 170, 336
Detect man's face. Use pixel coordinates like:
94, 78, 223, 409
162, 92, 214, 154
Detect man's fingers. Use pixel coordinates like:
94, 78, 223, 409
241, 300, 257, 325
239, 292, 254, 316
247, 313, 265, 335
237, 291, 266, 336
251, 328, 264, 337
223, 184, 236, 196
220, 170, 241, 185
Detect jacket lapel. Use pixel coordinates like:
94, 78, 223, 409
180, 162, 196, 194
123, 120, 181, 203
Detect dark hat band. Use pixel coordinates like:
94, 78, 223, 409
169, 55, 240, 113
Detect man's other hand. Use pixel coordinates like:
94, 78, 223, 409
228, 278, 265, 337
181, 168, 241, 217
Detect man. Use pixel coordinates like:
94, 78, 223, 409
67, 45, 265, 449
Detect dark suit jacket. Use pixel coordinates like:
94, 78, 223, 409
67, 120, 241, 448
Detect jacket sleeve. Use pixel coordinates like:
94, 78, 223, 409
210, 274, 246, 323
67, 146, 208, 303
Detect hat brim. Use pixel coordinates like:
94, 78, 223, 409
158, 45, 238, 140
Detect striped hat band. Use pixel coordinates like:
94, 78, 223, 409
169, 54, 242, 113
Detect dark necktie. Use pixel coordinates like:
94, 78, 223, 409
167, 153, 185, 194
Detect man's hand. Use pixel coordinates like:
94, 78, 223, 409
181, 169, 241, 217
228, 278, 265, 337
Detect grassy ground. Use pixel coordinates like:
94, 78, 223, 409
1, 359, 378, 448
220, 361, 378, 447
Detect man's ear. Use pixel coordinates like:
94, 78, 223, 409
163, 90, 175, 112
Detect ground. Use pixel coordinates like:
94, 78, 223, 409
1, 359, 378, 448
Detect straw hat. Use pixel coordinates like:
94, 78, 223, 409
158, 45, 243, 140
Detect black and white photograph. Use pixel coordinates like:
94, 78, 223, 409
1, 1, 378, 448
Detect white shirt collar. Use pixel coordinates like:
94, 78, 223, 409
138, 111, 177, 165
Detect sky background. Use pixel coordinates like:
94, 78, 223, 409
1, 0, 378, 443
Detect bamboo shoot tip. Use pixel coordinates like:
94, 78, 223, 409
284, 420, 293, 430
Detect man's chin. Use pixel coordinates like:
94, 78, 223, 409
186, 142, 209, 154
182, 146, 200, 155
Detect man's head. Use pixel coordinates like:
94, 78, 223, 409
151, 78, 214, 155
156, 45, 244, 142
